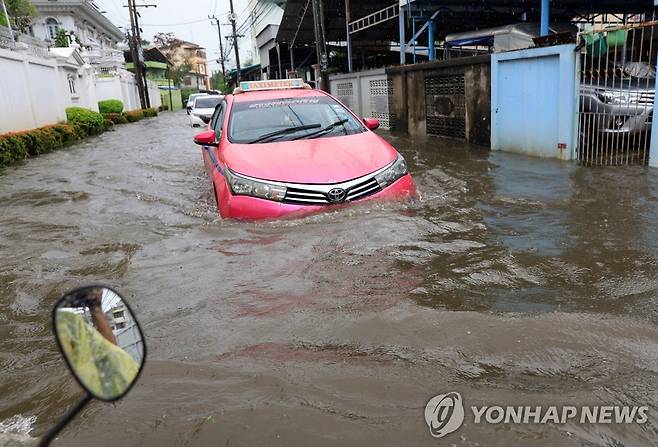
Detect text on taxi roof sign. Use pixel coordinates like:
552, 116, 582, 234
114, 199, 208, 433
240, 79, 305, 92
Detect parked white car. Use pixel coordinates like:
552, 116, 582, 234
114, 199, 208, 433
186, 93, 207, 114
189, 95, 223, 127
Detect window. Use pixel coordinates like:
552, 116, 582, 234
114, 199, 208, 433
228, 96, 365, 144
113, 310, 124, 319
211, 101, 227, 139
46, 18, 59, 40
194, 96, 221, 109
116, 322, 126, 329
68, 76, 77, 95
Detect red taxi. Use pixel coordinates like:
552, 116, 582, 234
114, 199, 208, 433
193, 79, 416, 219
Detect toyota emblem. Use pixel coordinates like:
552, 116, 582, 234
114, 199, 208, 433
327, 188, 347, 203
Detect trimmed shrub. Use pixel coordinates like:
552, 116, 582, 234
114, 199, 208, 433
98, 99, 124, 114
103, 119, 114, 130
0, 123, 82, 168
102, 113, 123, 124
143, 108, 158, 117
66, 107, 105, 136
124, 110, 145, 122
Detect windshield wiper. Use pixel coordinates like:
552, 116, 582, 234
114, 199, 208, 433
291, 119, 349, 141
248, 123, 322, 144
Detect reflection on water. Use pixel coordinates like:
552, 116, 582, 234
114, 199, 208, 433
0, 112, 656, 446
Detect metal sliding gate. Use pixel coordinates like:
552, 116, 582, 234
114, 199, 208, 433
578, 18, 657, 166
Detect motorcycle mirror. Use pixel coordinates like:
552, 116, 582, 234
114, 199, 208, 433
52, 285, 146, 401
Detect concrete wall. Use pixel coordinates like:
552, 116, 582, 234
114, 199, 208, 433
96, 72, 161, 111
491, 44, 578, 160
386, 55, 492, 146
328, 68, 395, 130
0, 47, 99, 133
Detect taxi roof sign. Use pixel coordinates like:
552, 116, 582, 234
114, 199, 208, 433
239, 79, 307, 92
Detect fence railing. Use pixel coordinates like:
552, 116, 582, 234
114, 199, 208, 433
577, 17, 657, 166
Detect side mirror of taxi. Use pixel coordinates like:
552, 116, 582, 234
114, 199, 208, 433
194, 130, 218, 147
363, 118, 380, 131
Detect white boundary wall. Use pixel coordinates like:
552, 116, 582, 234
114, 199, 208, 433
96, 71, 161, 112
0, 49, 161, 134
328, 68, 394, 129
0, 48, 67, 133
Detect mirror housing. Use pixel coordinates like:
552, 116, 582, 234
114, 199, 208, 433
194, 130, 218, 147
52, 285, 146, 402
363, 118, 380, 131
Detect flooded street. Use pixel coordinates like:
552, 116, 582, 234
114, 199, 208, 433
1, 111, 657, 446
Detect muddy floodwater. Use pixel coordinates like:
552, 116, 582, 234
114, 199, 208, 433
1, 111, 657, 446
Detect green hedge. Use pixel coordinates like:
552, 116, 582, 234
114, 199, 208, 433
66, 107, 105, 135
103, 113, 128, 124
0, 124, 83, 168
1, 107, 161, 169
98, 99, 124, 114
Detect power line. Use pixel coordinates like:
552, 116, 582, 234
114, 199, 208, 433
141, 18, 209, 27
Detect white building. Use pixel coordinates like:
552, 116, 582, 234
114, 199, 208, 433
30, 0, 124, 49
247, 0, 285, 78
29, 0, 126, 73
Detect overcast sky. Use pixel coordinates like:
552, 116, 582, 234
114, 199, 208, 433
94, 0, 253, 72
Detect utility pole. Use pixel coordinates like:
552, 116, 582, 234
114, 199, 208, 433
345, 0, 352, 72
125, 0, 156, 108
126, 0, 146, 109
228, 0, 241, 83
311, 0, 327, 88
209, 15, 226, 79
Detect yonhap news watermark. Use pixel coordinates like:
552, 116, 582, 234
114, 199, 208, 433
424, 392, 649, 439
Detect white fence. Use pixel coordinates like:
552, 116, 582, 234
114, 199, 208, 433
328, 68, 394, 129
0, 47, 161, 134
0, 46, 100, 133
96, 70, 161, 112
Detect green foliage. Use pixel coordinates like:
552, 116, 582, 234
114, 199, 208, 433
143, 108, 158, 117
54, 29, 70, 47
6, 0, 37, 33
180, 88, 199, 105
0, 124, 82, 168
102, 113, 127, 124
65, 107, 105, 136
169, 56, 193, 87
98, 99, 124, 114
0, 10, 8, 27
211, 71, 229, 94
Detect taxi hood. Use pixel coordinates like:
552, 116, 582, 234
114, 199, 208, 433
223, 132, 398, 184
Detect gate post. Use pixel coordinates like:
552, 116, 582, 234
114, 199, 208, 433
650, 1, 658, 168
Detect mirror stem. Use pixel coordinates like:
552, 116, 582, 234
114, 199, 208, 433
38, 393, 92, 447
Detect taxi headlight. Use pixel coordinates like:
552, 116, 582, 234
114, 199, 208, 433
225, 168, 287, 201
375, 155, 408, 188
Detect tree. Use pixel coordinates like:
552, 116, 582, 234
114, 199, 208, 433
168, 56, 193, 87
153, 32, 181, 48
211, 70, 229, 93
5, 0, 37, 33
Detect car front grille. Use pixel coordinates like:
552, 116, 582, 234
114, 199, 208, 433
282, 175, 382, 206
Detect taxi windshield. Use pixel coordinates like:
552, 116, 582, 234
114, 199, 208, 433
228, 96, 365, 144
